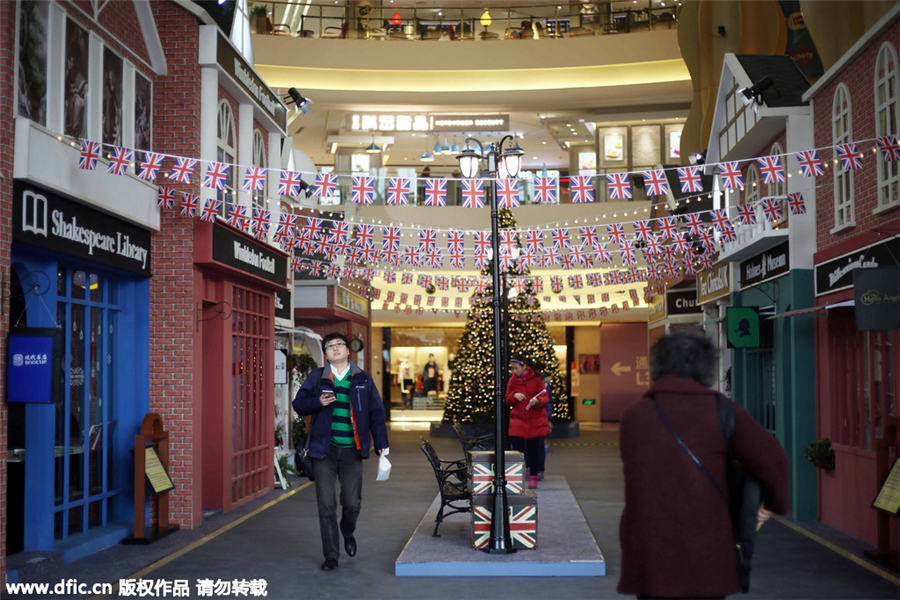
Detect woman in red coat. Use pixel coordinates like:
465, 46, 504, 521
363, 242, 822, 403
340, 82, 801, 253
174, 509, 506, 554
618, 330, 790, 599
505, 358, 551, 489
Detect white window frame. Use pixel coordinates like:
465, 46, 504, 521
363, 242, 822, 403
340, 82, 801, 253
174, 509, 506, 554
251, 129, 266, 212
832, 83, 855, 230
217, 100, 237, 217
768, 142, 787, 228
744, 163, 761, 207
874, 42, 900, 211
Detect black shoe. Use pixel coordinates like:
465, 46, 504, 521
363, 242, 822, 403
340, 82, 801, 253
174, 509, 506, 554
320, 558, 338, 571
344, 535, 357, 557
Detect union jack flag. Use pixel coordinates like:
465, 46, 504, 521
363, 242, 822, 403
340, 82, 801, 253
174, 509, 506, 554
631, 220, 652, 242
835, 143, 863, 170
157, 186, 177, 209
657, 216, 678, 241
643, 233, 662, 256
314, 172, 338, 200
720, 226, 737, 242
677, 166, 703, 193
542, 245, 560, 267
760, 197, 783, 222
718, 161, 744, 189
107, 146, 132, 176
278, 170, 303, 196
351, 176, 375, 204
550, 276, 564, 293
447, 229, 465, 254
549, 227, 570, 249
402, 245, 421, 267
682, 212, 704, 235
473, 231, 491, 258
607, 223, 626, 247
579, 225, 600, 249
327, 221, 351, 243
758, 155, 785, 183
355, 224, 375, 247
672, 232, 691, 253
533, 176, 558, 203
251, 209, 271, 239
709, 208, 733, 233
787, 192, 806, 215
794, 150, 824, 177
382, 225, 401, 251
180, 193, 199, 217
620, 240, 637, 265
226, 204, 247, 230
199, 198, 221, 223
642, 170, 669, 197
461, 179, 485, 208
736, 203, 757, 225
495, 178, 519, 208
606, 173, 632, 200
569, 175, 595, 203
420, 178, 446, 207
138, 152, 164, 181
524, 230, 544, 255
203, 162, 230, 190
472, 503, 536, 550
78, 140, 102, 170
239, 167, 265, 192
418, 228, 438, 251
876, 135, 900, 162
594, 243, 612, 263
170, 157, 197, 183
386, 177, 411, 205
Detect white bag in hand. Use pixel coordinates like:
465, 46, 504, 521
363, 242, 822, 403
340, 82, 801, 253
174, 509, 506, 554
376, 453, 392, 481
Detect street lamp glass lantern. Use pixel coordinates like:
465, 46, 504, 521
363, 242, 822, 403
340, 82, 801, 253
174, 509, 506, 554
501, 145, 524, 179
457, 147, 481, 178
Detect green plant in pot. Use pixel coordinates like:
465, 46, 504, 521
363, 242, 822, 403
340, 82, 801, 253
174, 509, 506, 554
250, 4, 268, 34
804, 438, 835, 470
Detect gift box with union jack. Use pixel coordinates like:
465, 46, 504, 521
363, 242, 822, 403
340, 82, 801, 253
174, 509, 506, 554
467, 450, 525, 495
471, 491, 538, 549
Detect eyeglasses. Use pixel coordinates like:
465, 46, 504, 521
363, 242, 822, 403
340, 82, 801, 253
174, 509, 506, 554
324, 342, 347, 351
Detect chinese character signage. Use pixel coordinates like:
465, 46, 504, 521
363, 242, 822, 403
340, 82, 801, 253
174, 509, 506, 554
8, 328, 61, 403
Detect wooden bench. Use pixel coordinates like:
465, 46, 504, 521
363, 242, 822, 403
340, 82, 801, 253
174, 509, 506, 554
420, 437, 471, 537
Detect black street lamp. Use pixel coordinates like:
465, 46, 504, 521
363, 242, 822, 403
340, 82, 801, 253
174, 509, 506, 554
457, 134, 523, 553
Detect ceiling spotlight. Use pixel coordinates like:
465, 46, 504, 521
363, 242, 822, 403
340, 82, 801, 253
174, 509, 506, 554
740, 75, 773, 107
284, 88, 312, 113
689, 149, 707, 165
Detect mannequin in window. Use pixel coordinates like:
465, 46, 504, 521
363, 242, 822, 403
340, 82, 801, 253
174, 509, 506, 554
422, 353, 440, 396
397, 356, 413, 408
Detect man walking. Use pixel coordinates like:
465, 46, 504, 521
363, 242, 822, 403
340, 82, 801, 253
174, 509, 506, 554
293, 333, 389, 571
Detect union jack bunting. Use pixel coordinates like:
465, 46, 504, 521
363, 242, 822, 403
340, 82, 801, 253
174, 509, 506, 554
595, 244, 612, 263
720, 226, 737, 243
757, 156, 785, 184
107, 147, 132, 176
835, 143, 863, 170
524, 230, 544, 255
170, 157, 197, 183
382, 225, 401, 251
226, 204, 247, 230
876, 135, 900, 162
620, 241, 637, 265
643, 233, 662, 256
78, 140, 102, 170
401, 272, 413, 285
607, 223, 627, 247
718, 161, 744, 189
533, 176, 558, 203
203, 162, 230, 190
542, 245, 560, 267
657, 216, 678, 241
551, 227, 572, 249
313, 172, 338, 199
473, 231, 491, 258
278, 170, 303, 196
495, 178, 520, 208
138, 152, 164, 181
241, 167, 266, 191
354, 224, 375, 247
251, 209, 271, 239
736, 203, 757, 225
760, 197, 783, 222
157, 186, 177, 209
550, 276, 564, 293
787, 192, 806, 215
642, 169, 669, 197
199, 198, 221, 223
423, 178, 448, 207
402, 246, 420, 267
350, 175, 376, 204
696, 227, 715, 251
180, 193, 199, 218
559, 251, 575, 271
709, 208, 733, 233
499, 230, 519, 256
461, 178, 485, 208
386, 177, 411, 205
579, 225, 600, 249
418, 228, 438, 251
794, 150, 824, 177
631, 220, 653, 242
672, 233, 691, 253
569, 175, 594, 203
606, 172, 632, 200
677, 166, 703, 193
682, 212, 704, 235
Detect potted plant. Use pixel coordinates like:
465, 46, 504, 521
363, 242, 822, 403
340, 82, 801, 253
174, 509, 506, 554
804, 438, 835, 471
250, 4, 268, 34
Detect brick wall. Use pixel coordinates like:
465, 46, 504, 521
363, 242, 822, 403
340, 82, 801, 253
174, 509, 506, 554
0, 0, 14, 586
63, 1, 152, 76
149, 0, 203, 529
811, 19, 900, 256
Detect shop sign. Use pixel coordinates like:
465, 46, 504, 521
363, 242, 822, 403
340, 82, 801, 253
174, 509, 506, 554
647, 294, 665, 322
816, 237, 900, 296
212, 223, 287, 286
666, 289, 702, 316
739, 241, 789, 289
697, 262, 730, 304
336, 286, 368, 318
348, 113, 509, 133
7, 328, 61, 403
274, 350, 287, 385
217, 34, 287, 131
854, 266, 900, 331
274, 288, 292, 320
13, 180, 152, 276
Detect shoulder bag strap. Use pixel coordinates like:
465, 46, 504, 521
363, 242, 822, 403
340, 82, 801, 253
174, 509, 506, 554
651, 397, 728, 500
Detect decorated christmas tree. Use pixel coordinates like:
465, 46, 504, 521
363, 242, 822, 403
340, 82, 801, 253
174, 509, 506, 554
443, 208, 572, 425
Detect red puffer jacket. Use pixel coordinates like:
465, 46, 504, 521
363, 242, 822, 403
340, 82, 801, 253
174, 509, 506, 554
504, 367, 551, 439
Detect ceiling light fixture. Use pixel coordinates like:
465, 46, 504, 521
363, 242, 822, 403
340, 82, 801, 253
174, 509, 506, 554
283, 88, 313, 114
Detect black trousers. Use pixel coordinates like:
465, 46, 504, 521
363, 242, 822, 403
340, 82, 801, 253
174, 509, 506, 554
312, 445, 363, 561
509, 436, 544, 475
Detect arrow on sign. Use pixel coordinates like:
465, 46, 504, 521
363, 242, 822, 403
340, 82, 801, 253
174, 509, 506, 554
611, 361, 632, 376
